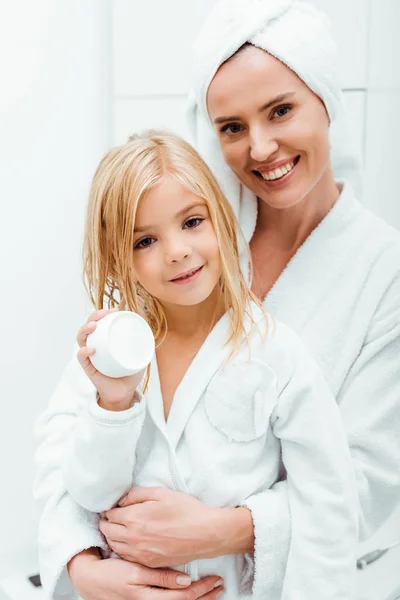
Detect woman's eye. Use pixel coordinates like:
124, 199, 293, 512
220, 123, 243, 136
272, 104, 292, 119
135, 236, 154, 249
184, 217, 204, 229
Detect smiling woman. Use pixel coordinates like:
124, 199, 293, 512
207, 46, 336, 211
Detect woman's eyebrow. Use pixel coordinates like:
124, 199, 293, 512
258, 91, 295, 112
213, 92, 295, 124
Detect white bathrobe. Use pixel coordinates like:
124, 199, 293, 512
35, 305, 358, 600
34, 183, 400, 599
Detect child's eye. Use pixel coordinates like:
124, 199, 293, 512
134, 236, 155, 249
184, 217, 204, 229
219, 123, 243, 136
271, 104, 292, 119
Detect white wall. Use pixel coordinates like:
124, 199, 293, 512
1, 0, 398, 594
112, 0, 400, 234
0, 0, 111, 560
363, 0, 400, 229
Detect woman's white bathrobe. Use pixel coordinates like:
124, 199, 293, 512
34, 183, 400, 599
35, 306, 358, 600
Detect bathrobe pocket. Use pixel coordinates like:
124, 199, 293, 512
204, 359, 278, 442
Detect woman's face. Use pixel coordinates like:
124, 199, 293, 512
207, 45, 331, 209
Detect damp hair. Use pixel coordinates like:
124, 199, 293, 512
82, 129, 268, 361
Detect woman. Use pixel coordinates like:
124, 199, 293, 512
34, 1, 400, 599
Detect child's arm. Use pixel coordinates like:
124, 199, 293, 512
268, 328, 358, 600
60, 310, 147, 513
61, 385, 146, 513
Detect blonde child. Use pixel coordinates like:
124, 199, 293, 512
37, 131, 357, 600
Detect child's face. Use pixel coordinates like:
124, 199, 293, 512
132, 174, 222, 308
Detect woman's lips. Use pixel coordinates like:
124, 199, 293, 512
254, 155, 300, 188
170, 266, 203, 285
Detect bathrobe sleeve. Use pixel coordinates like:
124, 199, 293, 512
241, 268, 400, 598
33, 352, 145, 599
62, 390, 146, 513
337, 270, 400, 539
242, 326, 359, 600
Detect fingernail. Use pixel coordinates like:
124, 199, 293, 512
214, 579, 224, 588
176, 575, 191, 586
215, 592, 224, 599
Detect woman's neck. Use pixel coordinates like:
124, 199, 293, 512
255, 169, 341, 252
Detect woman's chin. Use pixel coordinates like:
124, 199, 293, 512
257, 189, 307, 210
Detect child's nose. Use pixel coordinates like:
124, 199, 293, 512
164, 237, 192, 263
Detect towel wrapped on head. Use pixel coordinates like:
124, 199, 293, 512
187, 0, 363, 242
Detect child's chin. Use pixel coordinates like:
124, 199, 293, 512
175, 292, 213, 307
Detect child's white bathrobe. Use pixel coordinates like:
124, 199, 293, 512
36, 307, 358, 600
34, 184, 400, 600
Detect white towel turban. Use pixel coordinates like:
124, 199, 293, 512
187, 0, 363, 242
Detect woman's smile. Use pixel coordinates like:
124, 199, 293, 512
252, 155, 301, 189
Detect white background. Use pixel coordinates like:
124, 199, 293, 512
0, 1, 399, 599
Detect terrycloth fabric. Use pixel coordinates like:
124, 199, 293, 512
33, 184, 400, 600
34, 307, 358, 600
187, 0, 363, 242
261, 183, 400, 542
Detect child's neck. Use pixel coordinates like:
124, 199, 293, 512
162, 287, 225, 341
156, 288, 225, 421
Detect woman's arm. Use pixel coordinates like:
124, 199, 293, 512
99, 482, 291, 600
67, 548, 224, 600
99, 486, 254, 567
338, 271, 400, 539
270, 339, 358, 600
33, 353, 110, 598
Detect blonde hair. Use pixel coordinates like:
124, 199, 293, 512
83, 129, 266, 358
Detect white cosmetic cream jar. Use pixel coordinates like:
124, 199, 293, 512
87, 311, 155, 378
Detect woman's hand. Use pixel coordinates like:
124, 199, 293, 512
77, 308, 145, 411
67, 548, 224, 600
100, 487, 255, 568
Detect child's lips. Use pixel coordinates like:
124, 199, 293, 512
170, 266, 203, 284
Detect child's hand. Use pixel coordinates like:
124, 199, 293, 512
77, 308, 145, 411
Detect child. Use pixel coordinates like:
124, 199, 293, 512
40, 131, 357, 599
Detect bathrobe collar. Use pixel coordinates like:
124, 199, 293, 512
264, 181, 360, 328
146, 303, 266, 449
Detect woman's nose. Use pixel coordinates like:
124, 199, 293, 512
249, 130, 279, 162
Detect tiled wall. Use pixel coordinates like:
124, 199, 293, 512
111, 0, 399, 231
112, 0, 368, 159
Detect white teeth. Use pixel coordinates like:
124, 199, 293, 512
176, 268, 198, 280
260, 160, 296, 181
